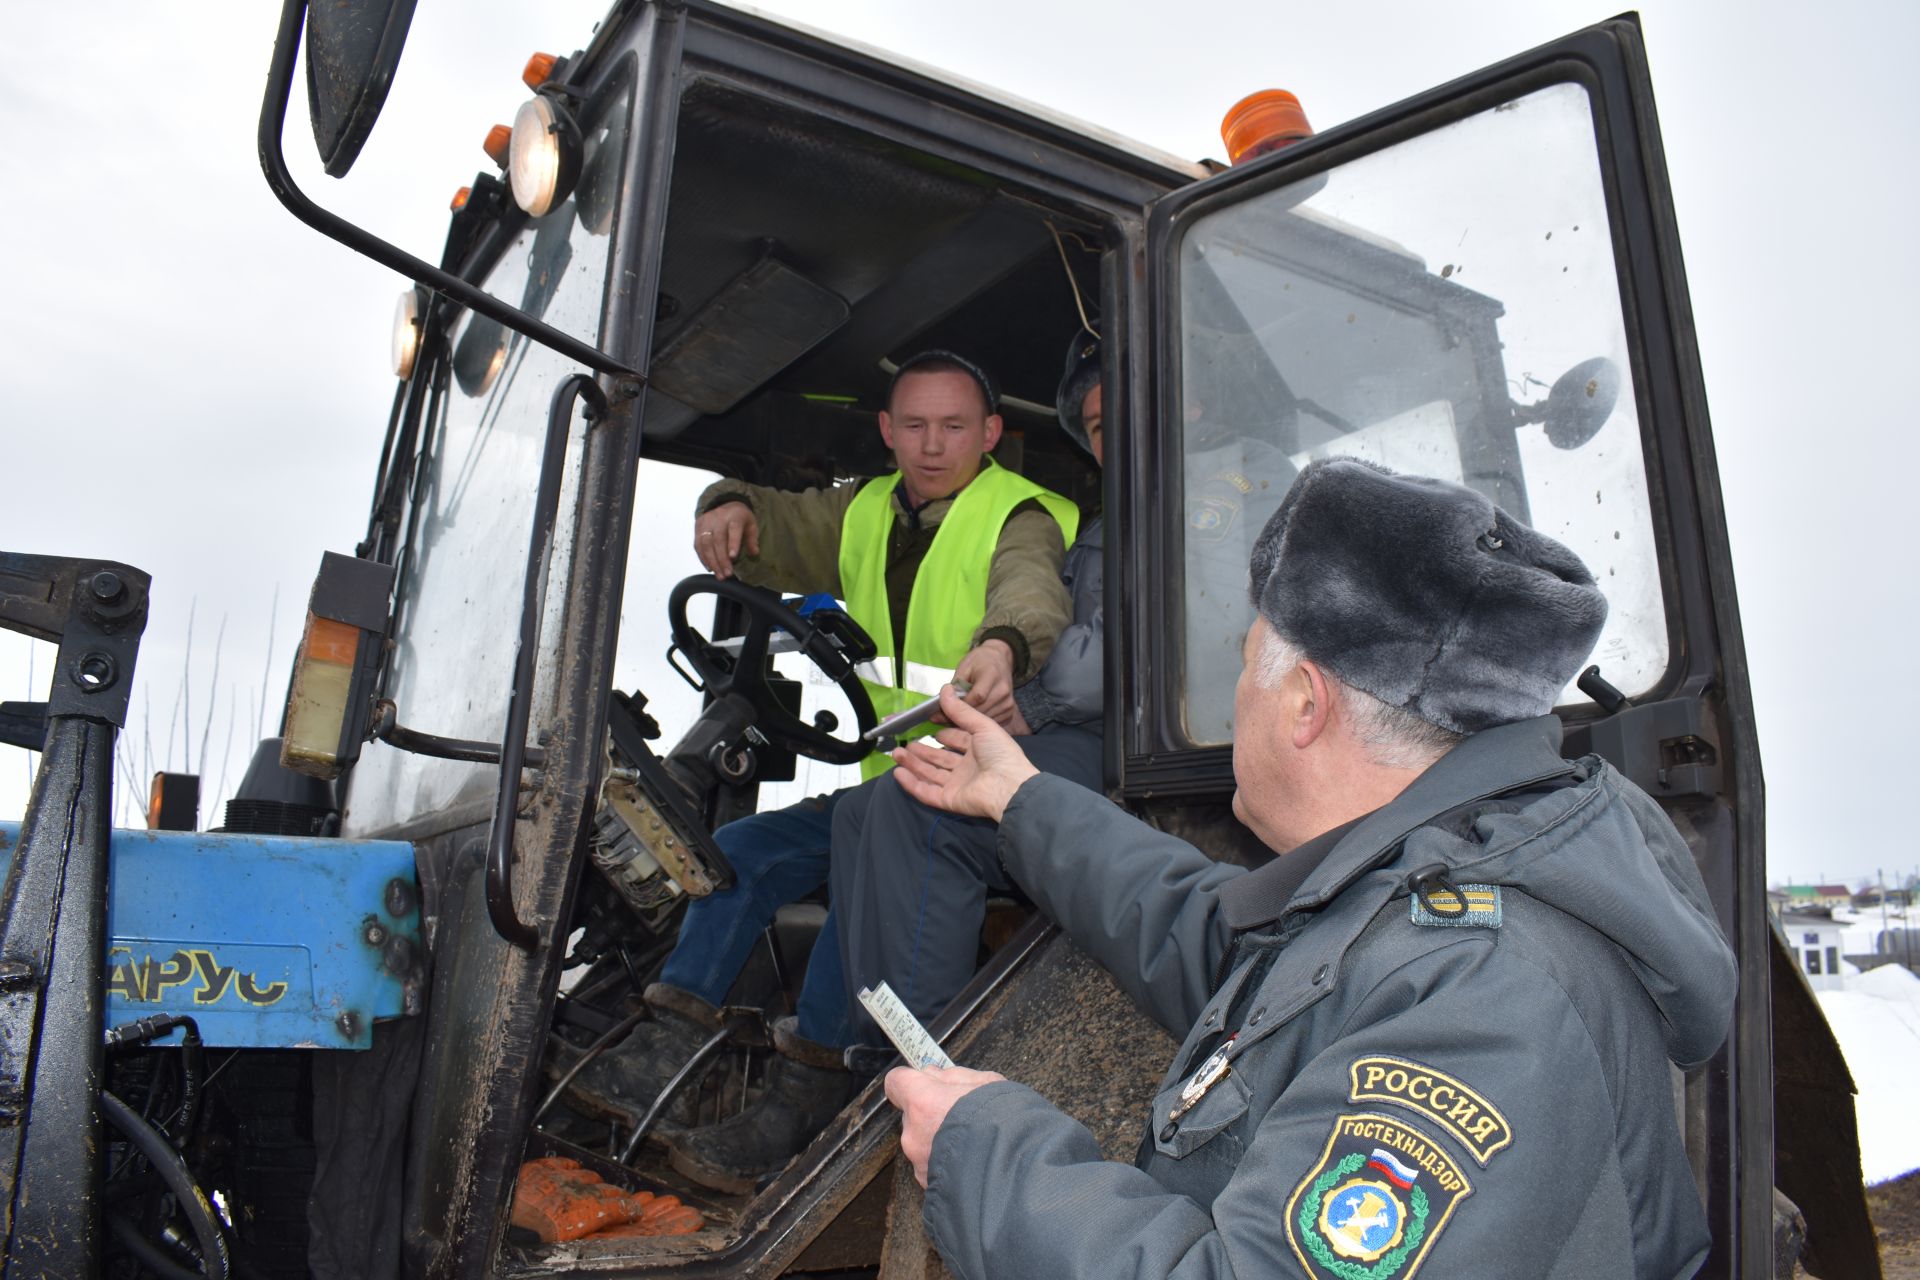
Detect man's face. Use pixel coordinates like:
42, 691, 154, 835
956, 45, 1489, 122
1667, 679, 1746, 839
878, 369, 1003, 506
1081, 384, 1104, 467
1229, 618, 1289, 842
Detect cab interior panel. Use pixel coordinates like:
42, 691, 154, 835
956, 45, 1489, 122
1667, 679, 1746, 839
641, 76, 1106, 504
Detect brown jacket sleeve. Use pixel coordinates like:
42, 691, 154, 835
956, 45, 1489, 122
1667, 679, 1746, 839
696, 477, 860, 596
975, 504, 1072, 681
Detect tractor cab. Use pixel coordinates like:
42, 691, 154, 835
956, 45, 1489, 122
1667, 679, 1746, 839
0, 1, 1866, 1276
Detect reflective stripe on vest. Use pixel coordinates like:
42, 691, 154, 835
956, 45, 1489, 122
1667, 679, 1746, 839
839, 459, 1078, 777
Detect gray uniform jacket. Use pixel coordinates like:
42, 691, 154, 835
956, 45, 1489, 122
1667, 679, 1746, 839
922, 716, 1738, 1280
1013, 515, 1103, 732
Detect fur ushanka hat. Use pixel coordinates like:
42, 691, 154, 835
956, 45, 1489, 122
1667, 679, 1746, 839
1247, 458, 1608, 735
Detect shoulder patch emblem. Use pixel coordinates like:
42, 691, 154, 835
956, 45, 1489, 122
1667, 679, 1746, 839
1348, 1056, 1512, 1166
1409, 883, 1501, 928
1286, 1113, 1471, 1279
1188, 492, 1241, 541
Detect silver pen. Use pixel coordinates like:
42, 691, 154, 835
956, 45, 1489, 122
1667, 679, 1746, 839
861, 679, 971, 745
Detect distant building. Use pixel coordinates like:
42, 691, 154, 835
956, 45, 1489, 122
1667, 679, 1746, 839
1780, 885, 1852, 911
1783, 912, 1848, 991
1853, 886, 1912, 909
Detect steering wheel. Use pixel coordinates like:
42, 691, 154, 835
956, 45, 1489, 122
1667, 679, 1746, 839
667, 575, 879, 766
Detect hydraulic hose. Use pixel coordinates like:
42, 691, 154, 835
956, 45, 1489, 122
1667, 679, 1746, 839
105, 1013, 205, 1143
105, 1212, 208, 1280
172, 1018, 204, 1143
100, 1089, 230, 1280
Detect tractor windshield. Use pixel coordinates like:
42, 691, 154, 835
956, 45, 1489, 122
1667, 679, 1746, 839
342, 90, 633, 836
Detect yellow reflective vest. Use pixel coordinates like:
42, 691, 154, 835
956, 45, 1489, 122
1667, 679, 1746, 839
838, 460, 1078, 777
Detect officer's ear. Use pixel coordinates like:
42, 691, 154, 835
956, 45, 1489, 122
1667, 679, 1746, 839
1290, 659, 1335, 751
982, 414, 1004, 453
878, 410, 897, 452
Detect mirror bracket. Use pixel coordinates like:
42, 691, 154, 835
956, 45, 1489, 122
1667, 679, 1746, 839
256, 0, 640, 380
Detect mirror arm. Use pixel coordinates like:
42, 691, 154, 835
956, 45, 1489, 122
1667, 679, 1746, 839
255, 0, 642, 380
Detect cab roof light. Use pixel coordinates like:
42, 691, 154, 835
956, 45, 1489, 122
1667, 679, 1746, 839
1220, 89, 1314, 165
450, 185, 472, 212
522, 52, 558, 89
483, 124, 512, 168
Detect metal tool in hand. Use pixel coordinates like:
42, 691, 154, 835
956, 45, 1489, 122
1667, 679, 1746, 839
861, 678, 971, 750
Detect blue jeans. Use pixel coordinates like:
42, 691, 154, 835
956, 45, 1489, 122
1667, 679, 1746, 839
657, 791, 853, 1047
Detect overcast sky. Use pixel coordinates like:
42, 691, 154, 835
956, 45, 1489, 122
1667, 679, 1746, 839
2, 0, 1912, 887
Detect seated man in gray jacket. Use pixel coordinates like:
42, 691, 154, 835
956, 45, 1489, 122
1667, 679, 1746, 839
830, 327, 1108, 1054
884, 458, 1738, 1280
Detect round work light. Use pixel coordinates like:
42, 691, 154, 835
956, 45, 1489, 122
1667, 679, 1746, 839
574, 123, 619, 237
453, 314, 509, 398
391, 286, 427, 379
508, 95, 580, 217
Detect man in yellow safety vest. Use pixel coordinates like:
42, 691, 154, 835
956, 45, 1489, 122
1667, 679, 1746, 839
570, 351, 1078, 1189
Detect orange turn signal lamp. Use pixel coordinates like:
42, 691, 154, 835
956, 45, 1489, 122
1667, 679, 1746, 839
148, 772, 200, 832
282, 553, 396, 781
483, 124, 513, 168
450, 186, 472, 212
523, 52, 558, 90
1220, 89, 1314, 165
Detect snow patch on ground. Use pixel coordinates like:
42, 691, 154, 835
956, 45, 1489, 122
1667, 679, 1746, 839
1817, 961, 1920, 1183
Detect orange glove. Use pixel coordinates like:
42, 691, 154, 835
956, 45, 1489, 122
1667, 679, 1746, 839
510, 1157, 706, 1242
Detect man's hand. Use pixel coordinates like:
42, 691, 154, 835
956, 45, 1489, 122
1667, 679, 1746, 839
951, 638, 1016, 726
885, 1064, 1006, 1189
890, 687, 1039, 822
694, 501, 759, 579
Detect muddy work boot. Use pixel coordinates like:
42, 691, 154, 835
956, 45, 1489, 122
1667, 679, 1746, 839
666, 1017, 859, 1194
564, 985, 723, 1131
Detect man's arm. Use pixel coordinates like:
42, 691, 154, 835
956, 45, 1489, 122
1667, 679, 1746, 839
691, 478, 857, 591
973, 504, 1071, 683
999, 774, 1237, 1033
892, 693, 1238, 1033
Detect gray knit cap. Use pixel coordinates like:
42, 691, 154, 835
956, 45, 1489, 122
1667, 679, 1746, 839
1248, 458, 1608, 734
1053, 327, 1101, 457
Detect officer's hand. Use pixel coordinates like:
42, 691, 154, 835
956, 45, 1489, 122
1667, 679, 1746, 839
891, 687, 1038, 822
1003, 702, 1033, 737
885, 1064, 1006, 1189
694, 502, 759, 579
951, 639, 1016, 727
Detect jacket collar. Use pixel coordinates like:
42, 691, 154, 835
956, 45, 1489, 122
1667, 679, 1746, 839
1216, 716, 1576, 932
890, 456, 995, 525
1219, 816, 1357, 932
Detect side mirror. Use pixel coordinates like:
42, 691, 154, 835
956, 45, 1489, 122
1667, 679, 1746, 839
1516, 356, 1621, 450
305, 0, 418, 178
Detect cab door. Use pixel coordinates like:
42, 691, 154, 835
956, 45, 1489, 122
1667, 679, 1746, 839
1123, 17, 1797, 1276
